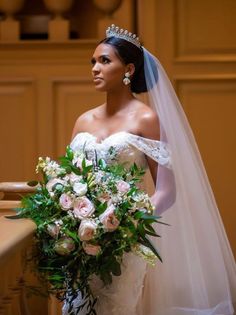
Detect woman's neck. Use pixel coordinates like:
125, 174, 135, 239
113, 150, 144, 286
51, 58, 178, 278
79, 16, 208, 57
105, 89, 135, 116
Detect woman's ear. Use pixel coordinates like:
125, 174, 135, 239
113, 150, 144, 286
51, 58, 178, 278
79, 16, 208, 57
126, 63, 135, 77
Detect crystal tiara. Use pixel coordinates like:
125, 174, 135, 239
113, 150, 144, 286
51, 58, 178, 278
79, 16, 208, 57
106, 24, 141, 49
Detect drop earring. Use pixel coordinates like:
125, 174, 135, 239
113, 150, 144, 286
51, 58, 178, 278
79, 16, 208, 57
123, 72, 131, 85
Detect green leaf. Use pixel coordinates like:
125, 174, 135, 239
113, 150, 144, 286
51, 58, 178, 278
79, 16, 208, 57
66, 146, 74, 161
96, 202, 108, 215
65, 229, 80, 242
140, 213, 161, 220
5, 213, 23, 219
144, 229, 160, 237
98, 159, 107, 170
127, 187, 137, 197
137, 223, 145, 237
133, 211, 144, 220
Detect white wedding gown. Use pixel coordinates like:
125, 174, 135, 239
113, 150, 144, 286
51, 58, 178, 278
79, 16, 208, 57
62, 131, 235, 315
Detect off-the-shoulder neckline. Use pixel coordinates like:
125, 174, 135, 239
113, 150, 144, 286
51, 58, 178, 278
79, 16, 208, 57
71, 131, 161, 145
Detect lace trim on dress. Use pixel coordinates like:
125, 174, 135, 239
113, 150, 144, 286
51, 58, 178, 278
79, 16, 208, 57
127, 133, 171, 169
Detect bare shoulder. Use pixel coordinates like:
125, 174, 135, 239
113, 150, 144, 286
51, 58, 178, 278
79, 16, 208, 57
71, 105, 103, 139
133, 100, 160, 140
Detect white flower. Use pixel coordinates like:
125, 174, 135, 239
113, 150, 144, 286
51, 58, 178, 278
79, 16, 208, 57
94, 171, 105, 184
78, 219, 97, 241
68, 173, 83, 185
73, 182, 87, 196
43, 160, 65, 178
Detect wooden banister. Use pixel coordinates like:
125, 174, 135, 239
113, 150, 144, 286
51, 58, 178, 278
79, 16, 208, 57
0, 182, 36, 212
0, 216, 48, 315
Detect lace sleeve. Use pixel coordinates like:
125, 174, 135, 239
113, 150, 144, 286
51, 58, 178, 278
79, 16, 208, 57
127, 133, 171, 169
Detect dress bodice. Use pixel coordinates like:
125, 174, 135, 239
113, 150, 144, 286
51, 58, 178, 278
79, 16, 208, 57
70, 131, 171, 169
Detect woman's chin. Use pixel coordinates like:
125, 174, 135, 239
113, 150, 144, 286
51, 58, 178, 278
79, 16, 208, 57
94, 85, 107, 92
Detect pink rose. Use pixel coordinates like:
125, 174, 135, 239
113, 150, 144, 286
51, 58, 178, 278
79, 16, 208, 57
117, 180, 130, 194
82, 242, 101, 256
59, 193, 74, 210
99, 204, 120, 232
46, 178, 65, 192
73, 197, 95, 219
54, 237, 75, 255
47, 223, 60, 238
78, 219, 97, 241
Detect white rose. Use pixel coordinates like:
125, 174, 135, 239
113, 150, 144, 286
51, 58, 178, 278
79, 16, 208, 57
68, 173, 83, 185
78, 219, 97, 241
73, 182, 87, 196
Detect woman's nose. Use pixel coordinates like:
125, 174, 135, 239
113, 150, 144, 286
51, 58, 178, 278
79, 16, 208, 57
92, 62, 100, 74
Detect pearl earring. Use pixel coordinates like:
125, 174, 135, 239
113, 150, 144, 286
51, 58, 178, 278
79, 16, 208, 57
123, 72, 131, 85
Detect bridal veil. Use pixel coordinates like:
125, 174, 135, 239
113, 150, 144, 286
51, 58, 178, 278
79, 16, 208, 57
139, 47, 236, 315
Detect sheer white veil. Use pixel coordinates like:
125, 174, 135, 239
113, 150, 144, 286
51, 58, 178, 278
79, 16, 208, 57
140, 48, 236, 315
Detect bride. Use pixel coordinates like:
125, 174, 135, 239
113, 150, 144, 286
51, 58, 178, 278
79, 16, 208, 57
63, 25, 236, 315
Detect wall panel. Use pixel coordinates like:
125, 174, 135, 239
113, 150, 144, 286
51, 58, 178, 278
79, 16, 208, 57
52, 78, 105, 157
0, 80, 37, 181
176, 78, 236, 248
174, 0, 236, 61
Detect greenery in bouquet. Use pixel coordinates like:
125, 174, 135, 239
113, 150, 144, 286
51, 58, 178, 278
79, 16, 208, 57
14, 146, 166, 315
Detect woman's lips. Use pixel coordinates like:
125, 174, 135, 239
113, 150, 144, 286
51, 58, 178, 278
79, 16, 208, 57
93, 77, 103, 82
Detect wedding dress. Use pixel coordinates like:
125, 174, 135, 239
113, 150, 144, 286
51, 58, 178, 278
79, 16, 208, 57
62, 131, 170, 315
63, 130, 235, 315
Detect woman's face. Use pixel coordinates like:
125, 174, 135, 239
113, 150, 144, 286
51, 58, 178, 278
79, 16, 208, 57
91, 43, 127, 92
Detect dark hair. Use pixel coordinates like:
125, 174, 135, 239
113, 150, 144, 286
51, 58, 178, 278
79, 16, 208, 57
99, 37, 148, 94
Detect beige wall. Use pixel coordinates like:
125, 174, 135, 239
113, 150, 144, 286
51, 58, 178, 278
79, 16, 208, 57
138, 0, 236, 257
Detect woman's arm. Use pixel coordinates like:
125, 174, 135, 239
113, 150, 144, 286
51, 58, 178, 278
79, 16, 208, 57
140, 108, 176, 213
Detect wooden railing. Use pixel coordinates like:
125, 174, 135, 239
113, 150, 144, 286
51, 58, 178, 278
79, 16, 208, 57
0, 182, 50, 315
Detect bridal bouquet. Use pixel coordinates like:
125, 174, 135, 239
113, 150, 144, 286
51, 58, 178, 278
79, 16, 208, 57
15, 146, 165, 315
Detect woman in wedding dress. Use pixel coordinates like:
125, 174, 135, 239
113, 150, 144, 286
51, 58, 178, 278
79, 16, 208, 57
63, 25, 236, 315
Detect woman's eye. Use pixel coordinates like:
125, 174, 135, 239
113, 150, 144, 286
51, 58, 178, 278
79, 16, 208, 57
102, 57, 110, 64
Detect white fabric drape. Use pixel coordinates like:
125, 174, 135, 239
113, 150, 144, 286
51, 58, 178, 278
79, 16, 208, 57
138, 48, 236, 315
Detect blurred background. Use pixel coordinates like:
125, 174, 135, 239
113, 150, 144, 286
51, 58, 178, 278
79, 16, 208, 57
0, 0, 235, 313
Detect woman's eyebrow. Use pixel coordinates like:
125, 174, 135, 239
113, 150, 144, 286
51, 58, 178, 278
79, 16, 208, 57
91, 54, 111, 61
